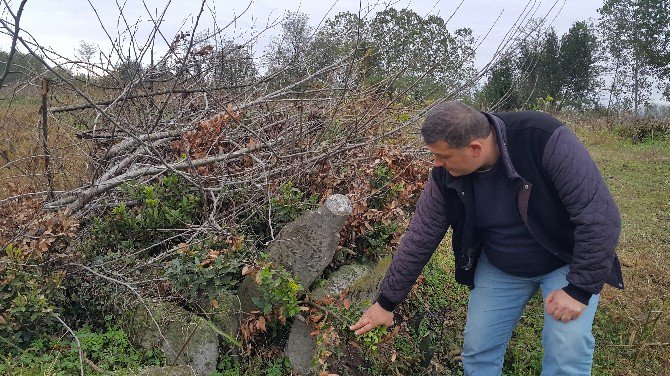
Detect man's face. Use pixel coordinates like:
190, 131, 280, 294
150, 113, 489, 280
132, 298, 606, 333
426, 140, 481, 177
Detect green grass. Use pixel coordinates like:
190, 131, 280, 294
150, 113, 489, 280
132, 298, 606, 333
579, 128, 670, 375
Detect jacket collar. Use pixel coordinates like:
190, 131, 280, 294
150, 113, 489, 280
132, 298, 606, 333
483, 112, 521, 180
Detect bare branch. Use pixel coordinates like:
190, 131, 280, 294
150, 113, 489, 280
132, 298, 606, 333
0, 0, 27, 88
53, 314, 85, 376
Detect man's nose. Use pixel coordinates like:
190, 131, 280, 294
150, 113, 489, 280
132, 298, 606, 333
433, 157, 443, 167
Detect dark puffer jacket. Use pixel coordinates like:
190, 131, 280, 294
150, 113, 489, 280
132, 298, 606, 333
377, 111, 623, 311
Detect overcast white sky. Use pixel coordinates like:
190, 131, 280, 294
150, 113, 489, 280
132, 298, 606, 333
4, 0, 605, 68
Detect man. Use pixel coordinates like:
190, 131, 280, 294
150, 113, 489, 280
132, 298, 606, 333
350, 101, 623, 375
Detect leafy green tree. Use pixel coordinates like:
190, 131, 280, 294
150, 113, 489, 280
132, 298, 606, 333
537, 29, 563, 102
558, 21, 599, 110
308, 12, 368, 87
514, 27, 563, 108
509, 20, 545, 106
365, 8, 475, 101
209, 41, 257, 88
261, 8, 475, 102
114, 58, 144, 85
481, 21, 600, 112
481, 55, 520, 111
599, 0, 670, 113
0, 49, 46, 85
264, 12, 314, 90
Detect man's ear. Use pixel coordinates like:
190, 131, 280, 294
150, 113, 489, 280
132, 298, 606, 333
469, 141, 483, 157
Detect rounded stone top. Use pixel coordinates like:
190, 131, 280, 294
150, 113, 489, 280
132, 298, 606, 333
324, 194, 352, 216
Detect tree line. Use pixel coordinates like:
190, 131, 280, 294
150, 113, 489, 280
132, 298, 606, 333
480, 0, 669, 114
2, 1, 668, 114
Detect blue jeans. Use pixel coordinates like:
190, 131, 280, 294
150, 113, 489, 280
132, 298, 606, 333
462, 253, 600, 376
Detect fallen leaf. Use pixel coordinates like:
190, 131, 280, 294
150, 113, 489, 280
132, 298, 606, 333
200, 259, 213, 267
256, 316, 266, 332
242, 265, 253, 276
311, 314, 323, 322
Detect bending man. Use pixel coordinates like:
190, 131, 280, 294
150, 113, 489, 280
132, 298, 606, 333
350, 101, 623, 375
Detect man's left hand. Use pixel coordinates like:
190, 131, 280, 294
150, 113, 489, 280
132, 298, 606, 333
544, 289, 586, 322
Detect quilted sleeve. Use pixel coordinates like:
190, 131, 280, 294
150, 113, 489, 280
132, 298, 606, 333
542, 126, 621, 300
376, 173, 451, 311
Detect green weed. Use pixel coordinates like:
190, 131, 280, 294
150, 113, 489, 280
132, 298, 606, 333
0, 326, 164, 375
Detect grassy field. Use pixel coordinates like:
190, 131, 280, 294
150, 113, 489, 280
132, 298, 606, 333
0, 92, 89, 200
579, 125, 670, 375
403, 122, 670, 375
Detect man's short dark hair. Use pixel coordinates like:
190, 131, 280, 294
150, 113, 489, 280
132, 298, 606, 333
421, 101, 491, 148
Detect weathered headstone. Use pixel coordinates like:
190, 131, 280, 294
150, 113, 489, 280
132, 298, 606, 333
285, 257, 392, 375
196, 290, 241, 351
238, 194, 352, 313
283, 318, 318, 376
342, 256, 392, 306
122, 301, 219, 376
268, 194, 352, 288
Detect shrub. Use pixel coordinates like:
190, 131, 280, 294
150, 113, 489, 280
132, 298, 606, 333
270, 181, 319, 226
251, 261, 304, 321
245, 181, 319, 242
166, 237, 247, 303
614, 117, 670, 143
0, 198, 77, 351
369, 163, 405, 210
88, 174, 201, 255
0, 247, 64, 349
357, 222, 399, 259
0, 326, 164, 374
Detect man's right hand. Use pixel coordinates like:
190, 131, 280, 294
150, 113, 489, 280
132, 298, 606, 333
349, 302, 393, 335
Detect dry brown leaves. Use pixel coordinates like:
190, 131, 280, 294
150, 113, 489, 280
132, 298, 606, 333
240, 312, 268, 341
171, 106, 246, 175
311, 146, 430, 254
0, 183, 78, 261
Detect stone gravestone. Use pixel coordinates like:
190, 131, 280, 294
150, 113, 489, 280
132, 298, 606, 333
123, 301, 219, 376
310, 257, 391, 306
268, 194, 352, 288
285, 257, 391, 376
237, 194, 353, 313
234, 194, 393, 375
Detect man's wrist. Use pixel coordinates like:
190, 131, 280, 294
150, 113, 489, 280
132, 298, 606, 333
376, 293, 397, 312
563, 283, 592, 305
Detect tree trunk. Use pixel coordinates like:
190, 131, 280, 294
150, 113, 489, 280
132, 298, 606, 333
633, 55, 639, 116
